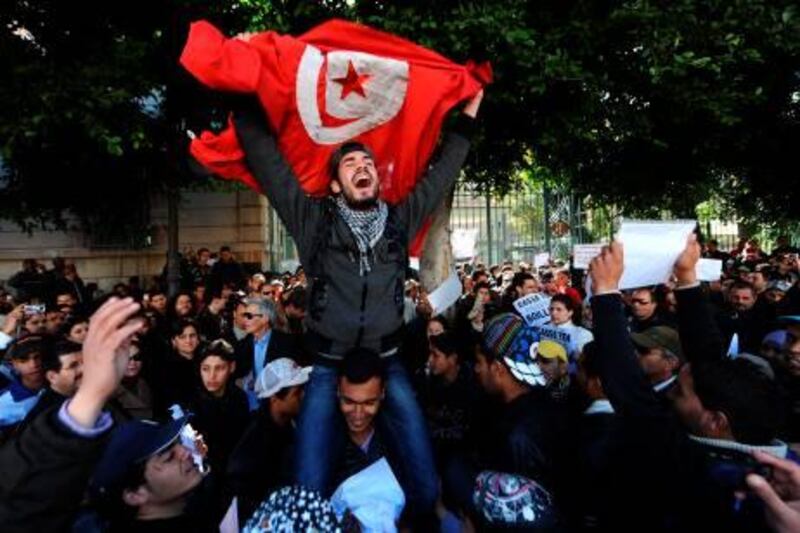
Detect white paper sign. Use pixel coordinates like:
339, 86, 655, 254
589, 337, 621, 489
451, 228, 479, 260
219, 497, 239, 533
572, 244, 604, 270
537, 325, 575, 354
617, 220, 696, 290
331, 458, 405, 533
408, 257, 420, 271
427, 269, 462, 315
513, 293, 552, 327
696, 258, 723, 282
534, 252, 551, 268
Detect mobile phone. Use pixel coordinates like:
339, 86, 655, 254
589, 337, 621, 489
23, 304, 45, 316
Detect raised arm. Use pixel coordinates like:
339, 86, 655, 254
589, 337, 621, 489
396, 91, 483, 239
590, 243, 669, 420
231, 99, 321, 245
672, 234, 726, 362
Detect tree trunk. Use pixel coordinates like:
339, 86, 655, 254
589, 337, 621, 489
419, 187, 455, 293
166, 184, 181, 297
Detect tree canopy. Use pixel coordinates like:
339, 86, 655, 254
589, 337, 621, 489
3, 0, 799, 236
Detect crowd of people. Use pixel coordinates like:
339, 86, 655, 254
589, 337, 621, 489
0, 232, 799, 532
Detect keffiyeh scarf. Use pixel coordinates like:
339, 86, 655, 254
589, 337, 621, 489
335, 195, 388, 276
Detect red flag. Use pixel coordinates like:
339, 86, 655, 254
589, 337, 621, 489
181, 20, 491, 253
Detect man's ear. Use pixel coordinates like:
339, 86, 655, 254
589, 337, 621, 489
45, 369, 58, 386
708, 410, 732, 439
330, 178, 342, 194
229, 360, 236, 375
122, 485, 150, 508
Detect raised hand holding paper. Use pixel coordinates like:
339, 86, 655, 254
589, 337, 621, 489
427, 269, 462, 315
616, 220, 696, 290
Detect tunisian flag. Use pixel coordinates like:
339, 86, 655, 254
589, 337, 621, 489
180, 19, 491, 252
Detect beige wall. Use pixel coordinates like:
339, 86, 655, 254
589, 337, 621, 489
0, 189, 270, 291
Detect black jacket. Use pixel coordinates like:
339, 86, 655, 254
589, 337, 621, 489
476, 387, 562, 488
591, 288, 775, 531
226, 404, 295, 522
233, 329, 301, 379
233, 103, 472, 358
189, 385, 250, 475
0, 404, 111, 532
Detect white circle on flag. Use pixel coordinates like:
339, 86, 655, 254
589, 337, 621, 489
296, 45, 409, 145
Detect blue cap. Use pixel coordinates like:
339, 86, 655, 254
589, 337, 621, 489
89, 416, 188, 499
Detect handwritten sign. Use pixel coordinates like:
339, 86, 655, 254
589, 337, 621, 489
513, 293, 551, 328
572, 244, 604, 270
537, 325, 575, 355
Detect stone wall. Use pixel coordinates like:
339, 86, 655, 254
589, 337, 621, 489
0, 189, 270, 291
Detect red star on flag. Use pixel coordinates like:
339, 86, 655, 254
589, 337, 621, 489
332, 60, 370, 99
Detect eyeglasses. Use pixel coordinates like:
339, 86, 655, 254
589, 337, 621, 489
631, 299, 653, 306
243, 312, 264, 320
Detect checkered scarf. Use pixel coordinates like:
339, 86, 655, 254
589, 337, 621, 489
335, 195, 388, 276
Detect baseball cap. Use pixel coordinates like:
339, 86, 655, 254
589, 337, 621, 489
630, 326, 683, 360
536, 340, 568, 364
6, 334, 52, 361
482, 313, 547, 387
255, 357, 312, 399
90, 416, 189, 499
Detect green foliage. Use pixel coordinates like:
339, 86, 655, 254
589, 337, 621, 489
3, 0, 799, 238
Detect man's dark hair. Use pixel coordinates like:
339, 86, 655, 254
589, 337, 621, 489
220, 245, 232, 253
579, 341, 602, 379
284, 286, 307, 311
95, 461, 147, 524
147, 288, 166, 298
8, 334, 53, 361
340, 348, 385, 385
328, 141, 374, 180
512, 272, 535, 289
473, 281, 490, 294
197, 339, 235, 364
471, 270, 488, 283
430, 332, 459, 360
730, 280, 755, 294
171, 318, 198, 339
197, 247, 210, 255
59, 314, 88, 338
551, 293, 576, 313
692, 359, 784, 445
42, 340, 80, 374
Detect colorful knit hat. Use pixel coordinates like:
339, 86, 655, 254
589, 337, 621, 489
482, 313, 546, 387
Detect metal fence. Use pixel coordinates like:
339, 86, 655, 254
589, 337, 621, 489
264, 182, 786, 270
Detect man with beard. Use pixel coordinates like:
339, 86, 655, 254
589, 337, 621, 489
230, 84, 483, 516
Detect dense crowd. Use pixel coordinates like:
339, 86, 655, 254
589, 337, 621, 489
0, 232, 799, 532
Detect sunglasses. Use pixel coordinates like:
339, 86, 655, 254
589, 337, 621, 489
243, 312, 264, 320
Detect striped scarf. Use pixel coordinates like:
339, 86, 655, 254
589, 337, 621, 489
335, 195, 388, 276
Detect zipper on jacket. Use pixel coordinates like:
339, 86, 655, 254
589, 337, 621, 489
354, 273, 369, 347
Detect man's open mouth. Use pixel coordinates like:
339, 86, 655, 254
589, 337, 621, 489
354, 173, 372, 189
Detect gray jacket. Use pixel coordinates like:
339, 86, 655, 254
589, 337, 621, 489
233, 105, 472, 359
